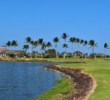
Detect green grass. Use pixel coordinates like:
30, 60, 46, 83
0, 56, 45, 62
33, 78, 74, 100
34, 58, 110, 100
1, 57, 110, 100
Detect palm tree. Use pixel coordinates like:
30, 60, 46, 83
62, 33, 69, 58
53, 37, 59, 58
46, 42, 52, 50
31, 41, 36, 51
80, 39, 84, 58
41, 42, 46, 51
84, 40, 88, 48
34, 41, 39, 58
38, 38, 43, 58
23, 45, 29, 57
41, 42, 46, 58
25, 37, 32, 58
6, 41, 11, 49
76, 38, 80, 58
89, 40, 98, 59
11, 40, 18, 51
84, 40, 88, 58
23, 45, 29, 52
30, 40, 35, 58
104, 43, 109, 60
62, 43, 68, 58
46, 42, 52, 56
73, 37, 76, 57
69, 37, 74, 57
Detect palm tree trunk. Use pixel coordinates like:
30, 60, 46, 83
105, 48, 106, 60
71, 43, 73, 57
40, 49, 43, 58
92, 47, 96, 59
92, 47, 94, 58
14, 46, 16, 57
31, 48, 33, 58
35, 50, 37, 58
56, 50, 57, 58
64, 39, 66, 58
82, 45, 83, 58
29, 45, 31, 58
74, 43, 76, 58
64, 47, 66, 58
85, 46, 86, 58
85, 45, 88, 58
78, 43, 79, 58
56, 43, 58, 58
35, 47, 38, 58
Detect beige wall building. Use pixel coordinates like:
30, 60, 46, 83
0, 44, 7, 56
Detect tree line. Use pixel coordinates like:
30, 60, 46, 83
5, 33, 109, 59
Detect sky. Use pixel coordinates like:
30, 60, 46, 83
0, 0, 110, 55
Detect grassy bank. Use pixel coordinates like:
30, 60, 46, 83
1, 57, 110, 99
33, 78, 74, 100
35, 58, 110, 100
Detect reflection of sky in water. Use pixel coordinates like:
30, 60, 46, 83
0, 62, 63, 100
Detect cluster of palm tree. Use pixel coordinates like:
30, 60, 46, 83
52, 33, 98, 59
5, 33, 109, 59
24, 37, 52, 58
52, 33, 109, 59
6, 40, 18, 50
69, 36, 97, 59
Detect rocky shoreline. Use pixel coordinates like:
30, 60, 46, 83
44, 65, 95, 100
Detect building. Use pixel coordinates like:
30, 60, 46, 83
0, 44, 7, 56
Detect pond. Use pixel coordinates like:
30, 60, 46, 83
0, 62, 63, 100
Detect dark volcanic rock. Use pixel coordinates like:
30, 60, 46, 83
44, 65, 94, 100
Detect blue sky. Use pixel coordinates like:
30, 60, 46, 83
0, 0, 110, 54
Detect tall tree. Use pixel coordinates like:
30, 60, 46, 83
25, 37, 32, 58
6, 41, 11, 49
23, 45, 29, 52
41, 42, 46, 58
46, 42, 52, 50
76, 38, 80, 58
30, 40, 35, 58
41, 42, 46, 51
22, 44, 29, 57
73, 37, 76, 57
34, 41, 39, 58
89, 40, 98, 59
84, 40, 88, 58
11, 40, 18, 50
62, 43, 68, 58
38, 38, 43, 58
80, 39, 84, 58
69, 37, 74, 57
62, 33, 69, 58
104, 43, 109, 60
53, 37, 59, 58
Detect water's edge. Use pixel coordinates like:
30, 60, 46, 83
0, 62, 63, 100
43, 65, 96, 100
